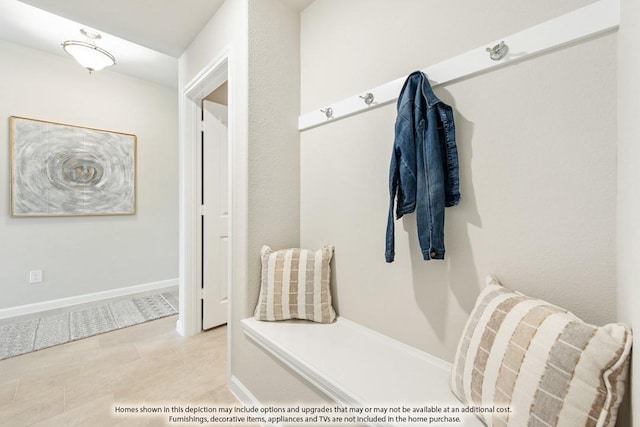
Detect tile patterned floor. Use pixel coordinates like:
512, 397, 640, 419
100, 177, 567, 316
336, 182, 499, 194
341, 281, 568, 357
0, 316, 253, 427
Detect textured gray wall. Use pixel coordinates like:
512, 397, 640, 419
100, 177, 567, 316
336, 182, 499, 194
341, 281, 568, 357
300, 0, 616, 361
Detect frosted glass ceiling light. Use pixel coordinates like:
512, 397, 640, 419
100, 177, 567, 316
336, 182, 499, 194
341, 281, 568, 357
62, 29, 116, 73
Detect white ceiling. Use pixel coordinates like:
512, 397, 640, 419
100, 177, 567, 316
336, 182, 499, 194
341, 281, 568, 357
0, 0, 314, 87
18, 0, 227, 57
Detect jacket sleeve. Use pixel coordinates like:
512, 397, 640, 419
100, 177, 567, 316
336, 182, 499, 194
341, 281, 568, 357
439, 104, 461, 207
385, 73, 420, 262
385, 145, 400, 262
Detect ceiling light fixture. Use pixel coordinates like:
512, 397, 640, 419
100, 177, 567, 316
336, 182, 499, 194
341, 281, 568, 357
62, 29, 116, 73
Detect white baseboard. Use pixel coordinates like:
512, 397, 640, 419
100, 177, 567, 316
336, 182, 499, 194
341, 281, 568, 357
175, 318, 185, 336
228, 375, 283, 427
0, 278, 179, 320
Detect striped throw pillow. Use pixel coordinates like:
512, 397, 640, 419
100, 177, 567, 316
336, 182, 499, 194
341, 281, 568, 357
254, 245, 336, 324
451, 276, 632, 427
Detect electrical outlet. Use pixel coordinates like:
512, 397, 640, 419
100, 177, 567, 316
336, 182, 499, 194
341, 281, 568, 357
29, 270, 43, 284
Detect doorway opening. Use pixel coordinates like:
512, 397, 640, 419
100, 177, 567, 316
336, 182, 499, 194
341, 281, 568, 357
178, 51, 231, 337
201, 83, 229, 330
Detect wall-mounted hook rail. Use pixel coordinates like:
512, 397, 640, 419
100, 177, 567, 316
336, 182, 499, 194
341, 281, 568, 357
298, 0, 618, 131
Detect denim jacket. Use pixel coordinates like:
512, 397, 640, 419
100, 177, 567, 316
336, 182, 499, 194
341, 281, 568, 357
385, 71, 460, 262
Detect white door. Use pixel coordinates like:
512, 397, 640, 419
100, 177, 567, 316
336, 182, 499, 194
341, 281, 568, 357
202, 100, 229, 329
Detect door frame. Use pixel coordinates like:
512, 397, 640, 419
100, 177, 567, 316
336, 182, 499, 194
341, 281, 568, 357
178, 47, 230, 337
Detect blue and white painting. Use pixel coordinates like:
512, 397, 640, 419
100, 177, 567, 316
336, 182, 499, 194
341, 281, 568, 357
10, 116, 136, 216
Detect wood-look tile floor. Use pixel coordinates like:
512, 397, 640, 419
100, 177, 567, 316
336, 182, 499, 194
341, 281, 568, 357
0, 316, 252, 427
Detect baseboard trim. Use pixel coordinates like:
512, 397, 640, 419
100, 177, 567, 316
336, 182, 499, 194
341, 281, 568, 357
0, 279, 179, 320
228, 375, 283, 427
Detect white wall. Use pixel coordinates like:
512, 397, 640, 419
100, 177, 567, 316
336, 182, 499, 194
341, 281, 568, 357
180, 0, 317, 407
617, 0, 639, 424
183, 0, 630, 420
300, 0, 616, 363
0, 40, 178, 309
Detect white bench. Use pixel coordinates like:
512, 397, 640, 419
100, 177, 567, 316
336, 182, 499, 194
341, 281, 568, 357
242, 317, 484, 427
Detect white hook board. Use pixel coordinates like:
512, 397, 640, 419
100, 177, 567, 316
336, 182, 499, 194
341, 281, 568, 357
298, 0, 619, 131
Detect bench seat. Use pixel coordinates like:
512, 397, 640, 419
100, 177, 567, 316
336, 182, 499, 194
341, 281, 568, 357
242, 317, 483, 427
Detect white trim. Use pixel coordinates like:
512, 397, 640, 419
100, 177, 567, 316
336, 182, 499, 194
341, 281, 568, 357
178, 46, 231, 338
183, 48, 230, 102
179, 38, 249, 397
228, 375, 283, 427
177, 91, 202, 337
298, 0, 620, 130
228, 374, 254, 405
0, 279, 178, 320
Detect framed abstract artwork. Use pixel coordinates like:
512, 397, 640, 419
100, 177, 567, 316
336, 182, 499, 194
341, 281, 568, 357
10, 116, 136, 217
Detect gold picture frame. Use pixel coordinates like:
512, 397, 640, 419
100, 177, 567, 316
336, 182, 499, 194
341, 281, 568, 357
10, 116, 136, 217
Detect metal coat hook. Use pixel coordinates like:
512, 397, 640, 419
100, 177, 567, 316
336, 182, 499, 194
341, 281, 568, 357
359, 92, 375, 105
320, 107, 333, 119
486, 41, 509, 61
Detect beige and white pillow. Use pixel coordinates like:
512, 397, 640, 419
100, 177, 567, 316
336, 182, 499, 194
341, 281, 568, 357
254, 245, 336, 324
451, 276, 632, 427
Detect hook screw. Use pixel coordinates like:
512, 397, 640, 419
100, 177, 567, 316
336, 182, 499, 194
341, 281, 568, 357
359, 92, 375, 105
486, 41, 509, 61
320, 107, 333, 119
